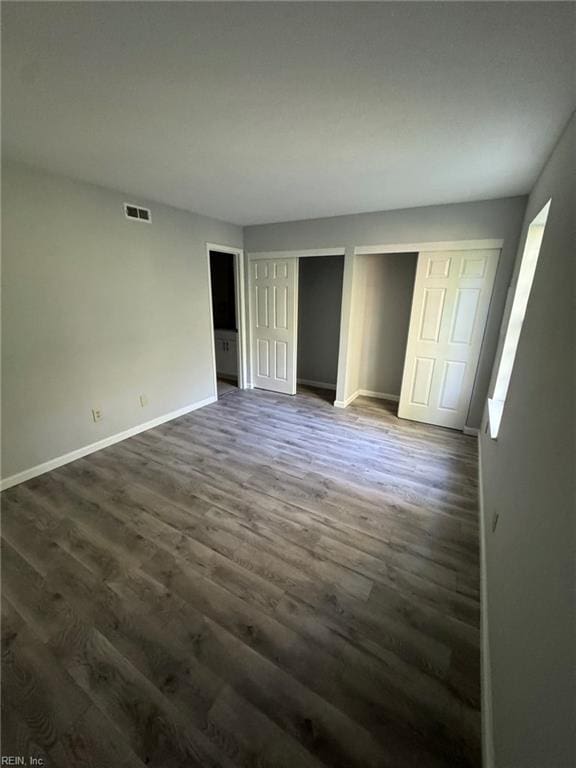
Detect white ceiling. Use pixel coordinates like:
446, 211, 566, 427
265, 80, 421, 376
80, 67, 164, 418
3, 2, 575, 225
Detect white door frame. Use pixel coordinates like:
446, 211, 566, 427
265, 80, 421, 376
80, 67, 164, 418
354, 238, 504, 256
349, 238, 504, 422
206, 243, 248, 394
246, 248, 345, 391
246, 238, 504, 414
248, 247, 346, 261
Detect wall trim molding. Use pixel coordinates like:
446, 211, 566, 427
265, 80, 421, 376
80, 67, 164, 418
354, 238, 504, 256
297, 378, 336, 391
334, 388, 401, 408
479, 437, 495, 768
0, 395, 217, 492
247, 247, 346, 261
357, 389, 400, 402
333, 389, 360, 409
206, 242, 248, 390
463, 426, 480, 436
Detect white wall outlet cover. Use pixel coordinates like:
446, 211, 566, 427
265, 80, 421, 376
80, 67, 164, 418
91, 408, 103, 422
139, 394, 148, 407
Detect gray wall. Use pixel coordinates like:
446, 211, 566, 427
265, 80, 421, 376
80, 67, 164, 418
1, 161, 242, 480
356, 252, 417, 396
480, 112, 575, 767
297, 255, 344, 387
245, 196, 527, 427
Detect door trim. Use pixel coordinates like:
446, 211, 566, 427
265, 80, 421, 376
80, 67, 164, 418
355, 239, 504, 256
247, 248, 340, 391
248, 247, 345, 261
206, 243, 248, 395
245, 239, 504, 409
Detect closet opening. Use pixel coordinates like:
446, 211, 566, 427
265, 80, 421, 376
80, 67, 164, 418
297, 254, 345, 404
352, 251, 418, 412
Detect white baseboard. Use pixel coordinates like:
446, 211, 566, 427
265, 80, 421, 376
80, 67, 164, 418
297, 378, 336, 391
335, 389, 400, 408
0, 395, 217, 492
463, 426, 480, 436
478, 437, 495, 768
333, 389, 360, 409
357, 389, 400, 402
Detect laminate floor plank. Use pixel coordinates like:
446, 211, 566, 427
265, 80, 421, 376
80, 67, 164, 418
88, 434, 478, 576
155, 414, 478, 507
1, 596, 92, 751
1, 386, 481, 767
144, 417, 479, 527
109, 437, 478, 570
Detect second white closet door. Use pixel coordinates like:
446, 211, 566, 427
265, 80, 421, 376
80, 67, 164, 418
399, 248, 500, 429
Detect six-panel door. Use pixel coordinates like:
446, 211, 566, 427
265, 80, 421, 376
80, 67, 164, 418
250, 259, 298, 395
398, 249, 500, 429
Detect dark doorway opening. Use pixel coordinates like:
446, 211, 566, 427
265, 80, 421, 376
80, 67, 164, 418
210, 250, 238, 396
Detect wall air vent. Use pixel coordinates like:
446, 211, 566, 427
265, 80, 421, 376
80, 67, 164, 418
124, 203, 151, 223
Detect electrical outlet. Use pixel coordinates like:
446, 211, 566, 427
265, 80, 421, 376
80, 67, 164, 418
491, 512, 499, 532
92, 408, 103, 423
139, 394, 148, 407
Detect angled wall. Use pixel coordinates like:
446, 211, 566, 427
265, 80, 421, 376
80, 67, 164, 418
480, 112, 575, 767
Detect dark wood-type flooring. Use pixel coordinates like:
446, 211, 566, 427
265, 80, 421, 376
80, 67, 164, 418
1, 388, 480, 768
217, 378, 238, 398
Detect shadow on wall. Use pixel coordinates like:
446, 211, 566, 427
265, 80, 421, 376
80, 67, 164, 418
297, 255, 344, 388
357, 252, 418, 398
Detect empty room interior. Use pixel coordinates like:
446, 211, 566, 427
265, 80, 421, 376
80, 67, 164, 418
1, 3, 574, 768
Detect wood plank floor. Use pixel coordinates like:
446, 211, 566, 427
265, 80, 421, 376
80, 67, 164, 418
217, 378, 238, 398
1, 387, 481, 768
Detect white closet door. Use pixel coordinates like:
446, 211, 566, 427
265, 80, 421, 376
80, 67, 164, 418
250, 259, 298, 395
399, 249, 500, 429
